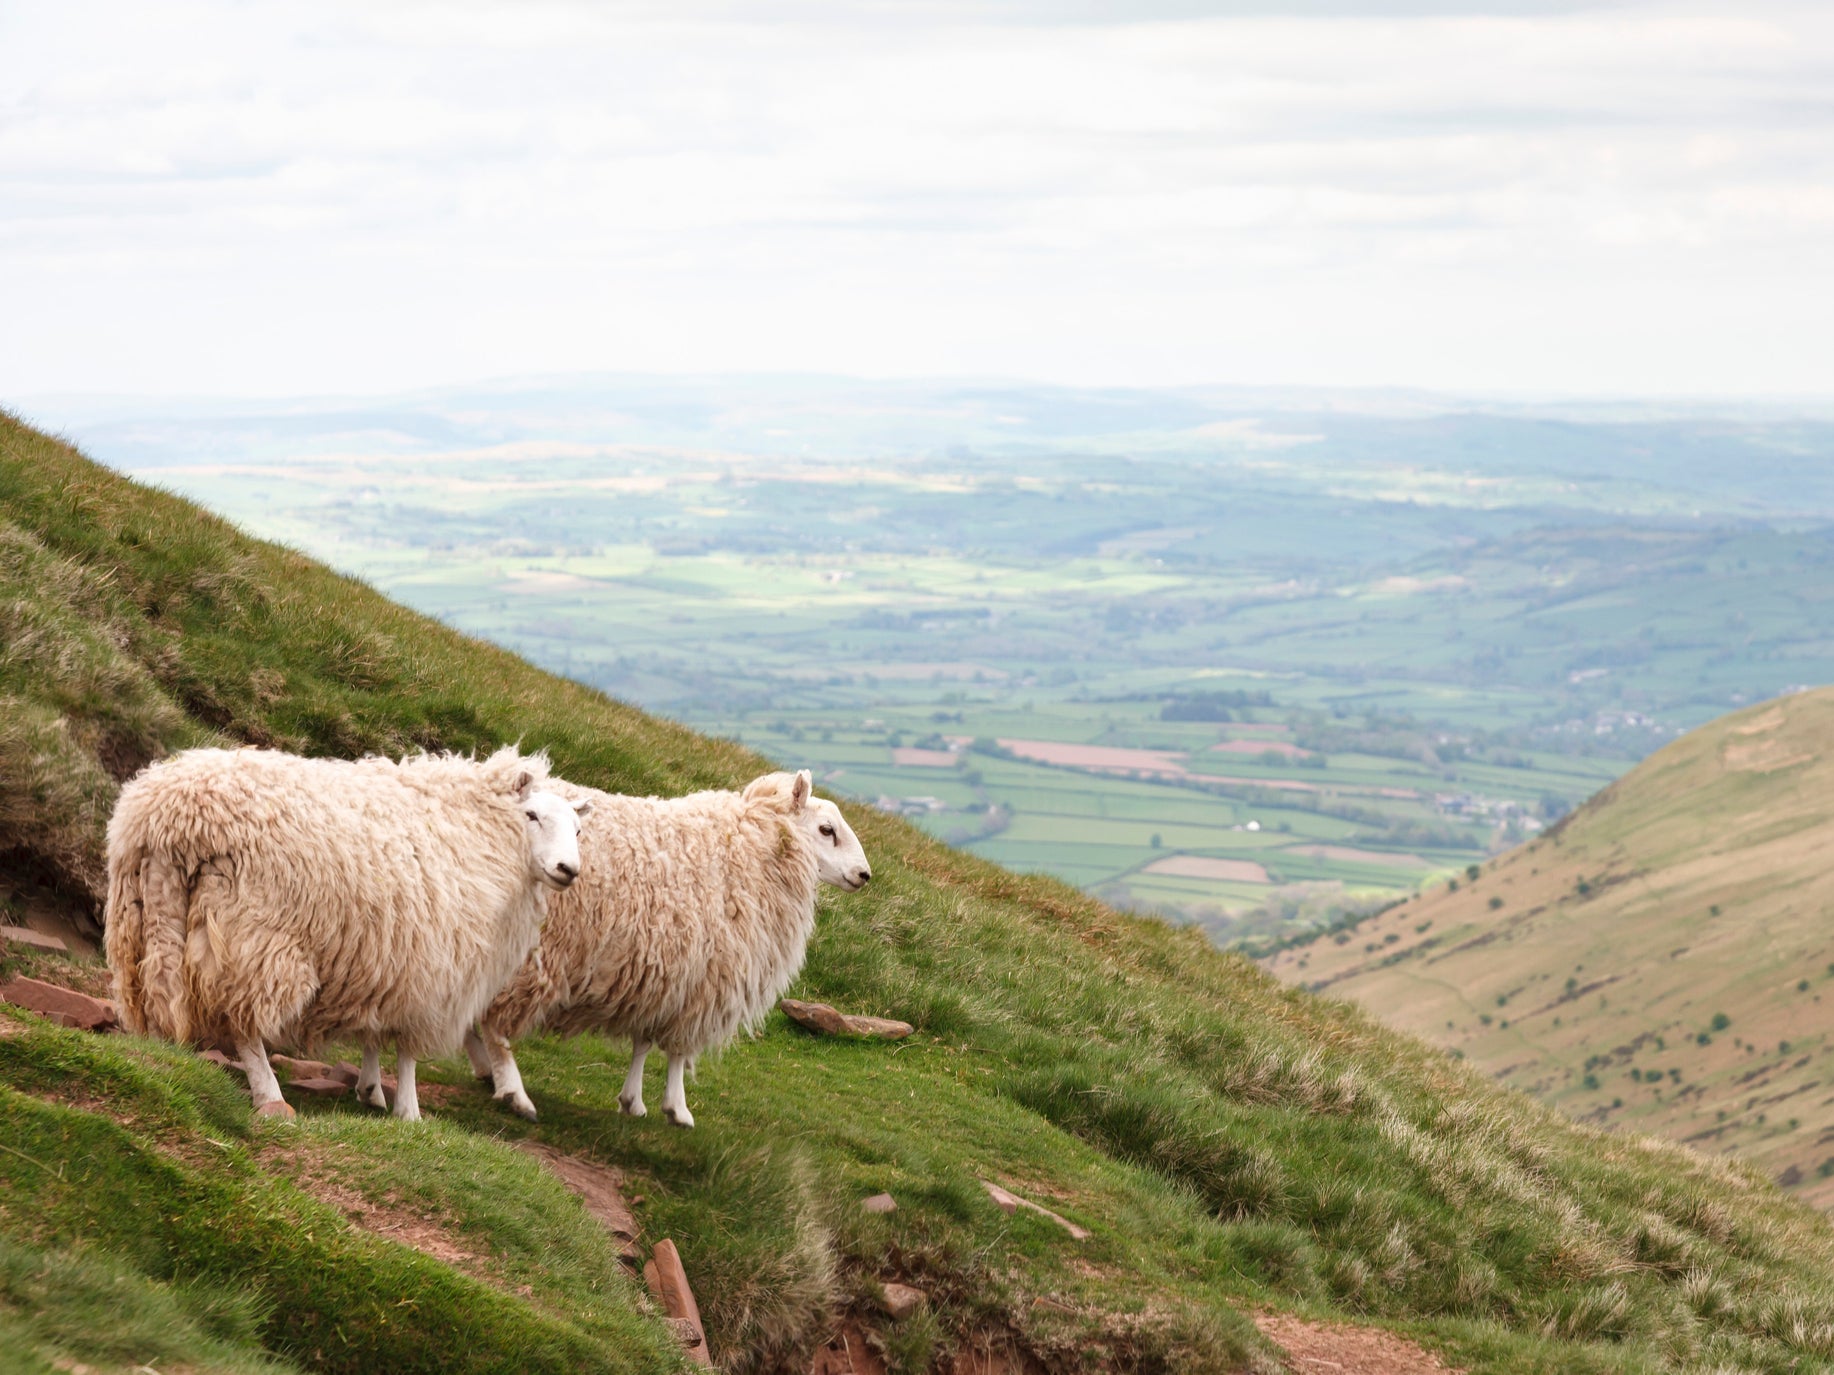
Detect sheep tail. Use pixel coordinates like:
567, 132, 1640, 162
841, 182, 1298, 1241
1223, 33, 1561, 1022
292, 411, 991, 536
107, 848, 192, 1042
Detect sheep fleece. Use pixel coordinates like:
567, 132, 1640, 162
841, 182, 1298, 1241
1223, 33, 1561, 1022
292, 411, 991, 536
482, 774, 820, 1056
106, 745, 551, 1055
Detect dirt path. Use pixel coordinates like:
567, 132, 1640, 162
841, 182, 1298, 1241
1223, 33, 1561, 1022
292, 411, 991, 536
1254, 1312, 1464, 1374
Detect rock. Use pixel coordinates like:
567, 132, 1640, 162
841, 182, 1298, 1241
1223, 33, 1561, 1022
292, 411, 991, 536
780, 998, 914, 1040
0, 977, 118, 1032
0, 924, 67, 953
645, 1238, 712, 1366
980, 1179, 1090, 1241
881, 1282, 926, 1320
981, 1180, 1020, 1215
861, 1192, 898, 1214
269, 1053, 336, 1080
330, 1061, 362, 1087
199, 1048, 245, 1074
254, 1100, 297, 1120
289, 1077, 351, 1098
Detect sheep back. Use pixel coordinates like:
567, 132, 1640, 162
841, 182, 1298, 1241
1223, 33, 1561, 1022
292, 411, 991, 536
105, 745, 549, 1056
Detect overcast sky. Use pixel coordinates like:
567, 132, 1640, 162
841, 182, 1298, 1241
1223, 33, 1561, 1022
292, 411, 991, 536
4, 1, 1831, 400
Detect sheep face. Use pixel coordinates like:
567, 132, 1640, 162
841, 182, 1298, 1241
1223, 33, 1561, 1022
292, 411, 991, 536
806, 795, 871, 891
745, 768, 872, 890
523, 788, 590, 890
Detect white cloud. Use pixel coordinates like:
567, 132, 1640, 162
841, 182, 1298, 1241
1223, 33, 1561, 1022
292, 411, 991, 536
2, 0, 1831, 398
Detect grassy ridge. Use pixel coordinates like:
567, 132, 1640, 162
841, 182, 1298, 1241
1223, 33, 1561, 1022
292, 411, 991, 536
9, 409, 1834, 1372
1268, 687, 1834, 1208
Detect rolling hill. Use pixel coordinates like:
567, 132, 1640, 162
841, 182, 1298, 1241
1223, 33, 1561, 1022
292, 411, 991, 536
11, 406, 1834, 1373
1266, 687, 1834, 1209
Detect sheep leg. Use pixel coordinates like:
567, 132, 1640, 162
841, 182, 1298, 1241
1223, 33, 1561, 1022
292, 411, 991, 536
462, 1028, 494, 1083
661, 1052, 694, 1129
619, 1040, 650, 1117
393, 1051, 421, 1122
238, 1036, 293, 1119
356, 1041, 389, 1110
481, 1030, 538, 1122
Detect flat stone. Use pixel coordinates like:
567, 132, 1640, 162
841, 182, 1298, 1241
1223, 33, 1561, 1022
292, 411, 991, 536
254, 1100, 296, 1120
980, 1179, 1090, 1241
881, 1282, 926, 1320
0, 925, 67, 953
780, 998, 914, 1040
329, 1061, 362, 1087
861, 1192, 898, 1214
199, 1048, 245, 1074
645, 1238, 712, 1366
270, 1054, 335, 1080
289, 1077, 351, 1098
981, 1180, 1020, 1214
0, 977, 118, 1032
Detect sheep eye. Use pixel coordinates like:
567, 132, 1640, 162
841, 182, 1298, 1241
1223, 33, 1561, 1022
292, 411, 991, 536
818, 824, 835, 838
525, 810, 539, 822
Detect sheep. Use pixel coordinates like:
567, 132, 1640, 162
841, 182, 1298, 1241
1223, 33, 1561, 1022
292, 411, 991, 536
105, 745, 590, 1121
464, 768, 870, 1128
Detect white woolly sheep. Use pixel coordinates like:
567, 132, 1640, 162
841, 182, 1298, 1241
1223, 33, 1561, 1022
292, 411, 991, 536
465, 768, 870, 1128
105, 745, 590, 1121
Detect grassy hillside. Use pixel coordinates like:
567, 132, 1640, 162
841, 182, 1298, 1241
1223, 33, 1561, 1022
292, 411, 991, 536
1267, 688, 1834, 1210
11, 409, 1834, 1373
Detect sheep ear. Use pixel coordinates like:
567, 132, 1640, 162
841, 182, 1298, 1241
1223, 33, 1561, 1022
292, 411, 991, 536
572, 798, 594, 819
791, 769, 811, 809
512, 770, 535, 800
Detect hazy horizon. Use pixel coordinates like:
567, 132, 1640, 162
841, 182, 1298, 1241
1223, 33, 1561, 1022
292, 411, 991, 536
7, 1, 1832, 401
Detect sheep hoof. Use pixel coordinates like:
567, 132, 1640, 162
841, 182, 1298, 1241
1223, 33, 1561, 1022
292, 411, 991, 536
618, 1093, 646, 1118
663, 1105, 694, 1129
254, 1099, 296, 1121
360, 1084, 389, 1110
496, 1090, 538, 1122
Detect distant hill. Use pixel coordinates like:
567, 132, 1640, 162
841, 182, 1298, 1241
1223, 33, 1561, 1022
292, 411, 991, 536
1267, 687, 1834, 1204
15, 408, 1834, 1373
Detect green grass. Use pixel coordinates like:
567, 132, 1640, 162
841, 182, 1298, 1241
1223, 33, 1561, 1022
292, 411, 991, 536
0, 1231, 298, 1375
0, 1012, 684, 1375
12, 410, 1834, 1371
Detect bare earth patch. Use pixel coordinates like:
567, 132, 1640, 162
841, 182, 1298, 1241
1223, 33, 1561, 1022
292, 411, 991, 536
1254, 1312, 1463, 1374
514, 1140, 640, 1263
297, 1175, 490, 1272
892, 748, 959, 767
807, 1318, 889, 1375
1282, 844, 1426, 868
1144, 856, 1270, 884
997, 740, 1188, 777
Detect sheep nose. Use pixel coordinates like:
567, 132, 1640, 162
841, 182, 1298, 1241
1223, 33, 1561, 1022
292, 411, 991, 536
856, 869, 872, 885
555, 862, 579, 881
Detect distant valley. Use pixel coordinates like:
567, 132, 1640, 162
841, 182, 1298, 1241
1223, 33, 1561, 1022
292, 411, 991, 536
30, 375, 1834, 942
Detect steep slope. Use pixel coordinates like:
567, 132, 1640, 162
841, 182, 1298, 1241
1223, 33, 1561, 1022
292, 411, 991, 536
1267, 687, 1834, 1207
11, 408, 1834, 1373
